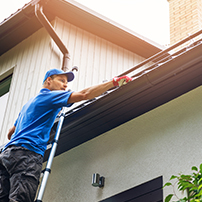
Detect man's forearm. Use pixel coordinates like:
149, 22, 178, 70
79, 81, 114, 100
68, 81, 113, 103
68, 75, 132, 104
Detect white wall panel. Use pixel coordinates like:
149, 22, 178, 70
54, 17, 145, 91
0, 28, 51, 144
0, 17, 146, 146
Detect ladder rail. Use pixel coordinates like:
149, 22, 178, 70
35, 108, 66, 202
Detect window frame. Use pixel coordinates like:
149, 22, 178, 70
0, 73, 13, 131
0, 74, 13, 97
99, 176, 163, 202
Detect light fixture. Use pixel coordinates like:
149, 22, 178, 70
92, 173, 105, 188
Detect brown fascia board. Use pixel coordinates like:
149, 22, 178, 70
44, 42, 202, 160
0, 2, 54, 56
0, 0, 163, 57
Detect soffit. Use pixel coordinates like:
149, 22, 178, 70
45, 0, 163, 57
0, 0, 163, 57
0, 2, 53, 56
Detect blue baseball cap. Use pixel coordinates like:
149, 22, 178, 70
43, 68, 74, 83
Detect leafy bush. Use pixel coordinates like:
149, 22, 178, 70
163, 164, 202, 202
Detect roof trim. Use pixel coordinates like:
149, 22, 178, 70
44, 37, 202, 161
0, 0, 163, 57
54, 0, 163, 48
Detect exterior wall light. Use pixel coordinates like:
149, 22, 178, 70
92, 173, 105, 188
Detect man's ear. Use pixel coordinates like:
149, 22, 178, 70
43, 77, 52, 88
46, 77, 52, 84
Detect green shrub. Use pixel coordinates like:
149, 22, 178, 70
163, 164, 202, 202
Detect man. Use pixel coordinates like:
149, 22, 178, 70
0, 68, 132, 202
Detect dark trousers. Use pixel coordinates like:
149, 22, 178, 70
0, 146, 43, 202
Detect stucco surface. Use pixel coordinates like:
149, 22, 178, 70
42, 85, 202, 201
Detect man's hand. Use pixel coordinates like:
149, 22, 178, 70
7, 126, 15, 140
113, 76, 132, 87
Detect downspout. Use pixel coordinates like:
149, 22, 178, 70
35, 4, 70, 71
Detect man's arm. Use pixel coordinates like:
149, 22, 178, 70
68, 81, 114, 103
7, 125, 15, 140
68, 75, 132, 104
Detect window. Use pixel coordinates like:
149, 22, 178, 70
100, 176, 163, 202
0, 74, 12, 131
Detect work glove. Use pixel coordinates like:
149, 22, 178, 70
113, 75, 132, 87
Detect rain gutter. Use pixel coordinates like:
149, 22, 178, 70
45, 36, 202, 160
35, 3, 70, 71
43, 29, 202, 159
118, 29, 202, 77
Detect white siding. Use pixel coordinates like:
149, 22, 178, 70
53, 17, 145, 91
0, 28, 52, 144
0, 17, 145, 145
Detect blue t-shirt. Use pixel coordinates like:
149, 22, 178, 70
4, 88, 73, 156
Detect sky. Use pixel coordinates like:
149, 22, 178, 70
0, 0, 170, 45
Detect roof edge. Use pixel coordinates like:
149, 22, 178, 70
0, 0, 163, 57
43, 41, 202, 161
62, 0, 164, 50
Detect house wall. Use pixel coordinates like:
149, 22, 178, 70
0, 17, 145, 145
168, 0, 202, 45
42, 84, 202, 202
0, 28, 51, 144
52, 17, 146, 91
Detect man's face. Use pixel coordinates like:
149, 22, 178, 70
48, 74, 68, 91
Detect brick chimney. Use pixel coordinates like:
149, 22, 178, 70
167, 0, 202, 45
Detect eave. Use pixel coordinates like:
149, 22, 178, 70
0, 0, 163, 57
44, 39, 202, 161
